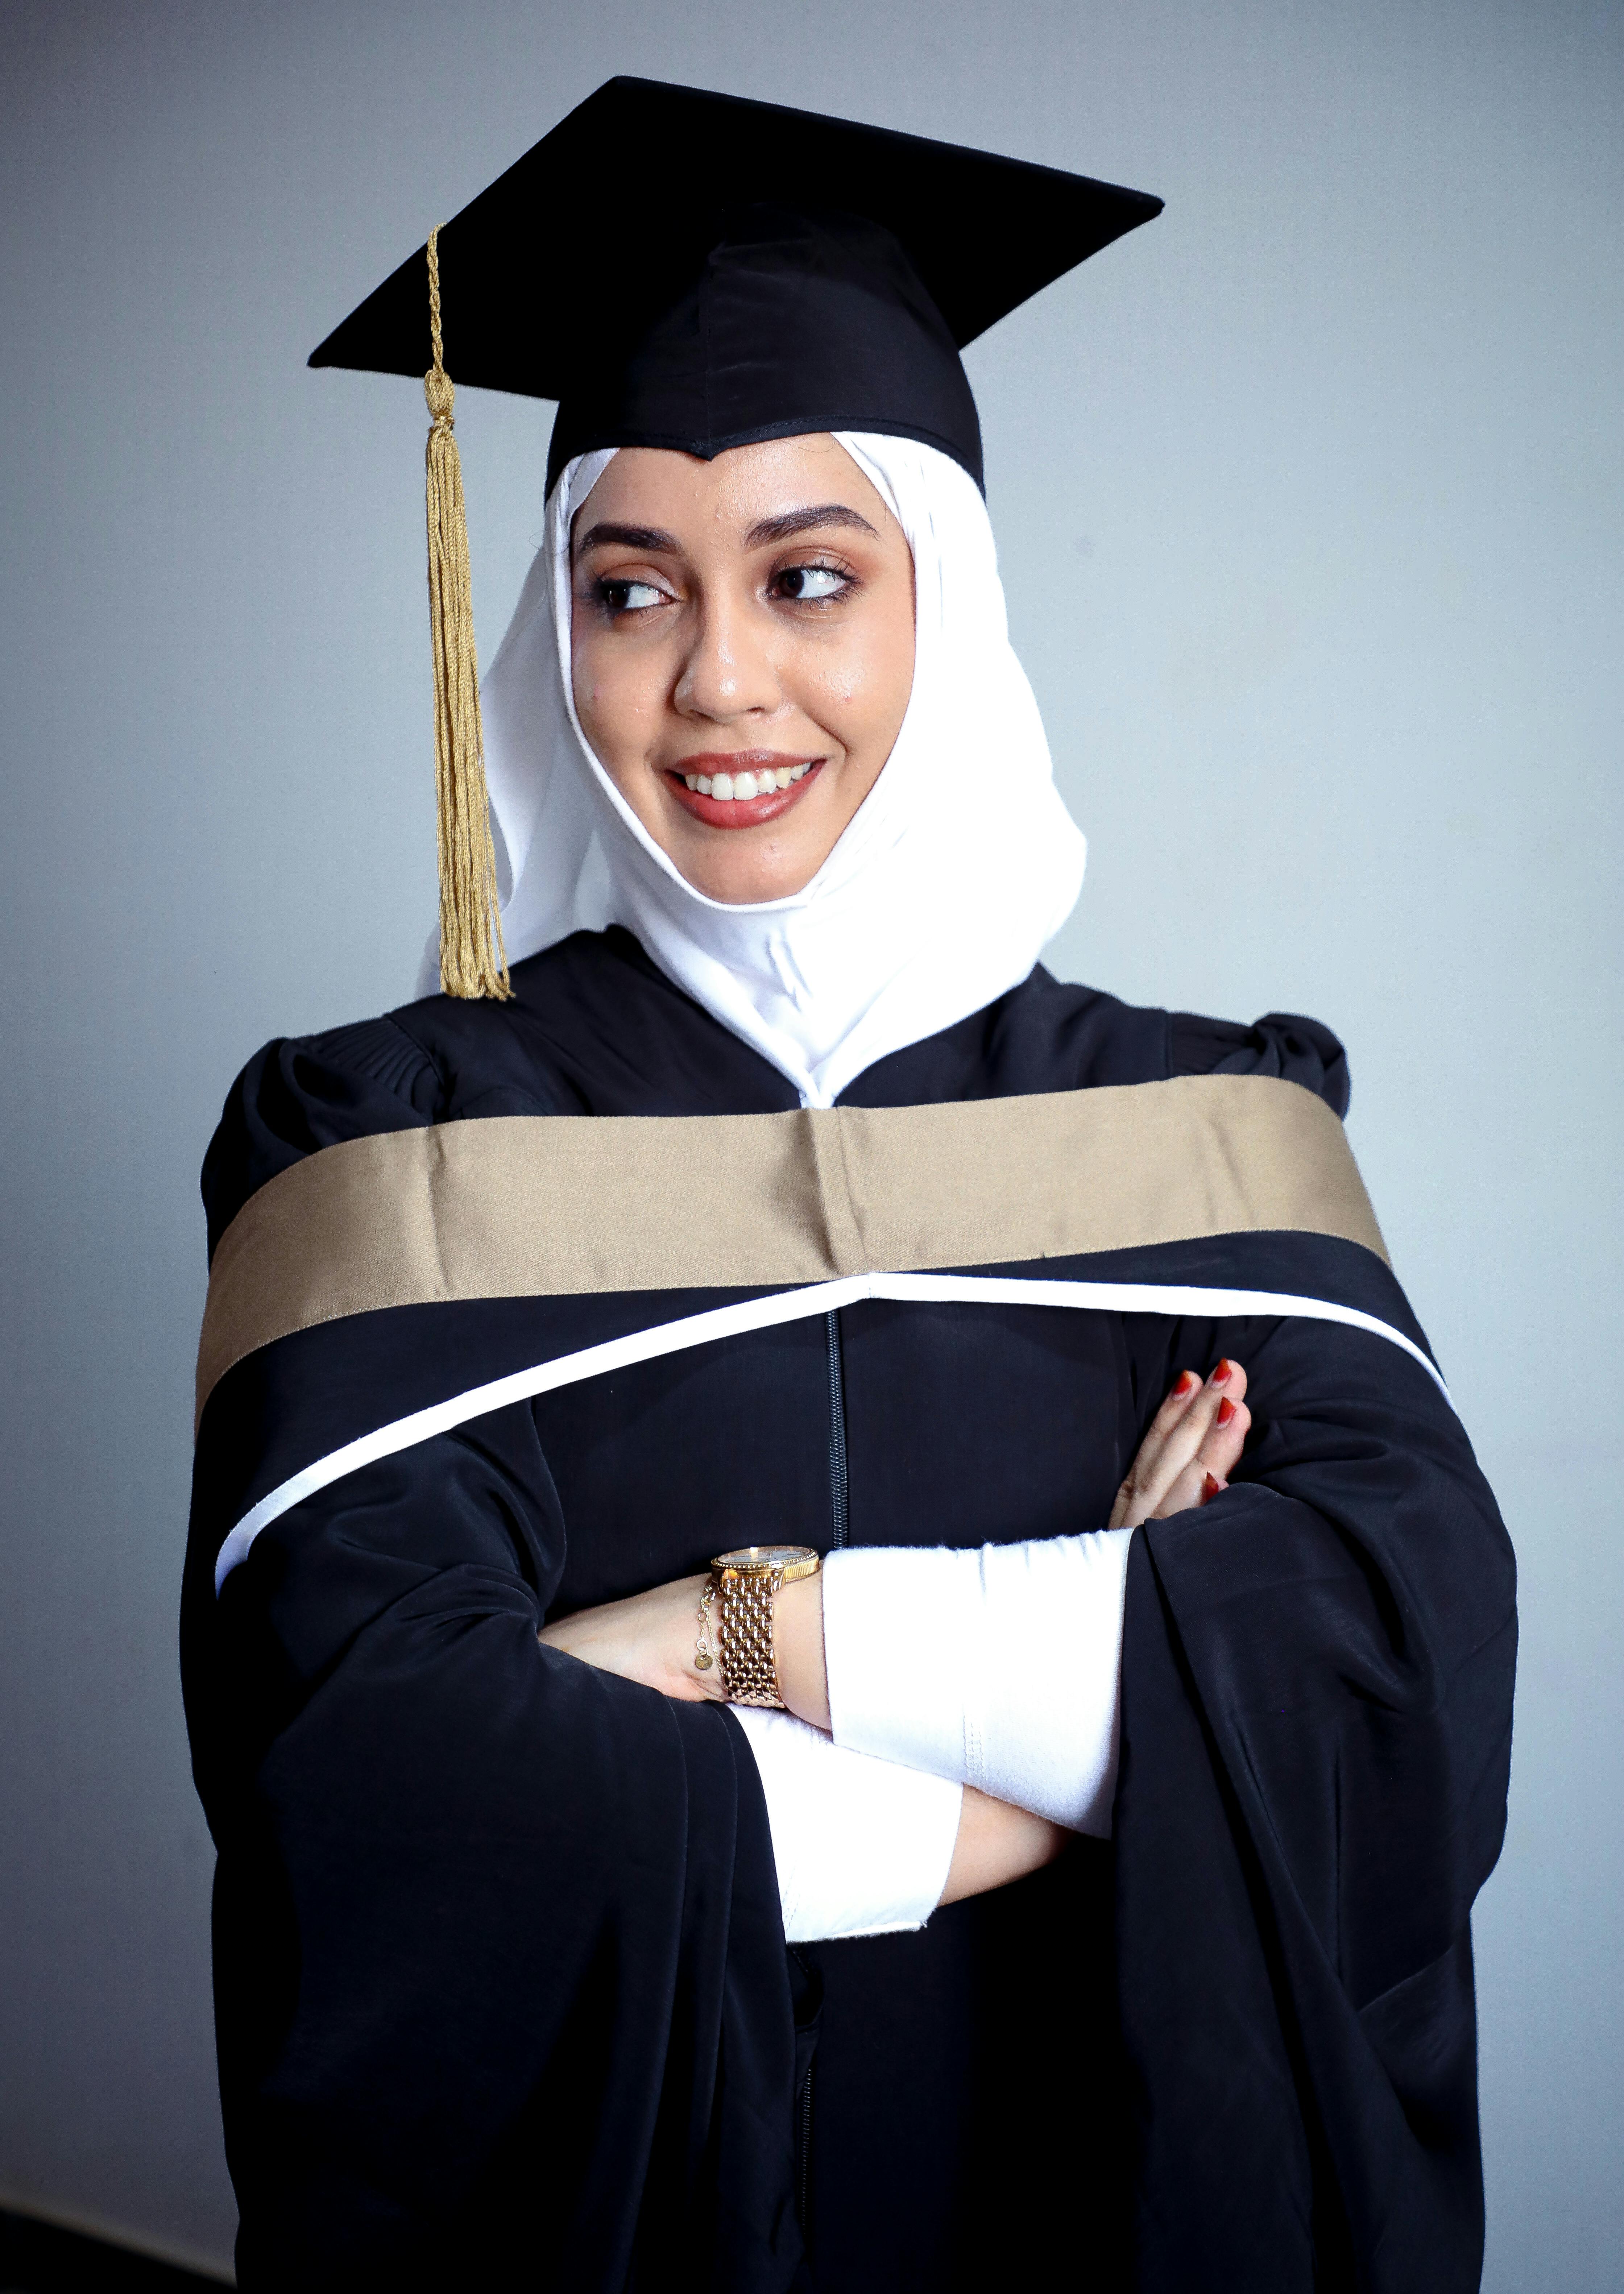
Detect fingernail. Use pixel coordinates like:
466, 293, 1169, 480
1209, 1360, 1231, 1387
1174, 1370, 1197, 1397
1216, 1397, 1236, 1427
1202, 1471, 1225, 1500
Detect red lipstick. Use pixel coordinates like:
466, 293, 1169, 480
665, 754, 824, 830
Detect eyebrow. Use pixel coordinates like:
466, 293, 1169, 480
744, 504, 879, 548
574, 520, 680, 556
573, 503, 881, 559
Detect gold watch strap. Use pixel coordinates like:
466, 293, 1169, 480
708, 1549, 822, 1708
713, 1566, 784, 1706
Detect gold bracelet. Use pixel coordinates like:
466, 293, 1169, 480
709, 1546, 821, 1709
693, 1577, 719, 1677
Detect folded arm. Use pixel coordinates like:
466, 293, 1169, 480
540, 1360, 1251, 1936
185, 1405, 801, 2285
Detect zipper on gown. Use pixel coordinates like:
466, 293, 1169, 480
825, 1311, 848, 1551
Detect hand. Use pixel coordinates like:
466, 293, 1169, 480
1108, 1358, 1251, 1531
538, 1573, 726, 1704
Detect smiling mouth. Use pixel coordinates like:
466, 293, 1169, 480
665, 756, 824, 828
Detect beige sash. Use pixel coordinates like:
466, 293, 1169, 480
197, 1074, 1384, 1427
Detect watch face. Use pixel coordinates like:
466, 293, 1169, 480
715, 1545, 817, 1571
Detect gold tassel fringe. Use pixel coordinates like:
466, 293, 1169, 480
424, 226, 510, 1000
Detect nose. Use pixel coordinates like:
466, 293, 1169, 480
673, 592, 782, 724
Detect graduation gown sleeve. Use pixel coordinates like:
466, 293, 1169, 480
1112, 1022, 1513, 2292
183, 1030, 806, 2294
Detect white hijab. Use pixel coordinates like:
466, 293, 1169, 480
436, 433, 1086, 1108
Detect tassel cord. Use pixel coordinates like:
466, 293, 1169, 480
424, 225, 510, 1000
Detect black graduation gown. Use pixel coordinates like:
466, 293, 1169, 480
182, 926, 1515, 2293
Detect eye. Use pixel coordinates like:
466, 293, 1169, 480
773, 563, 850, 603
594, 576, 671, 615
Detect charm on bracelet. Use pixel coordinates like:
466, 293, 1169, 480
694, 1576, 719, 1675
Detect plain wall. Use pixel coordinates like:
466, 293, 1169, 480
1, 1, 1618, 2281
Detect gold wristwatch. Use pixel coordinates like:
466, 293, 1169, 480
706, 1546, 822, 1708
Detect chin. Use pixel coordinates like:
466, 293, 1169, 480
686, 860, 820, 905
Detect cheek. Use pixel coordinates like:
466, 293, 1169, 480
799, 607, 915, 743
572, 634, 648, 761
570, 630, 604, 721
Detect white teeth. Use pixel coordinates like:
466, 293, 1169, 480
690, 764, 813, 803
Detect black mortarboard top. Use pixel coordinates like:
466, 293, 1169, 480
310, 78, 1163, 494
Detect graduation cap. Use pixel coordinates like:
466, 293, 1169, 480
311, 78, 1162, 997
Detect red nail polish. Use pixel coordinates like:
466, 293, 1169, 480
1216, 1396, 1236, 1428
1209, 1360, 1231, 1386
1202, 1471, 1223, 1501
1174, 1370, 1197, 1397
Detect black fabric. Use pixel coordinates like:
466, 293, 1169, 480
797, 1845, 1125, 2286
307, 79, 1162, 497
544, 203, 988, 494
1169, 1006, 1350, 1120
198, 1406, 802, 2293
185, 932, 1515, 2291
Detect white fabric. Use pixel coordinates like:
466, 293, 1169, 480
821, 1531, 1135, 1836
730, 1706, 962, 1943
435, 433, 1088, 1107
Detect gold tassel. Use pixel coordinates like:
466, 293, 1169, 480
424, 225, 510, 1000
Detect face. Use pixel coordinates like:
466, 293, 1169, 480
570, 435, 916, 904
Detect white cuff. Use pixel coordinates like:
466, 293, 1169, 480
821, 1531, 1133, 1836
731, 1706, 962, 1943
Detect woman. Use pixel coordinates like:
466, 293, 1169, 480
183, 79, 1515, 2294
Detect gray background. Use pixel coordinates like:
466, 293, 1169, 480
1, 0, 1618, 2281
